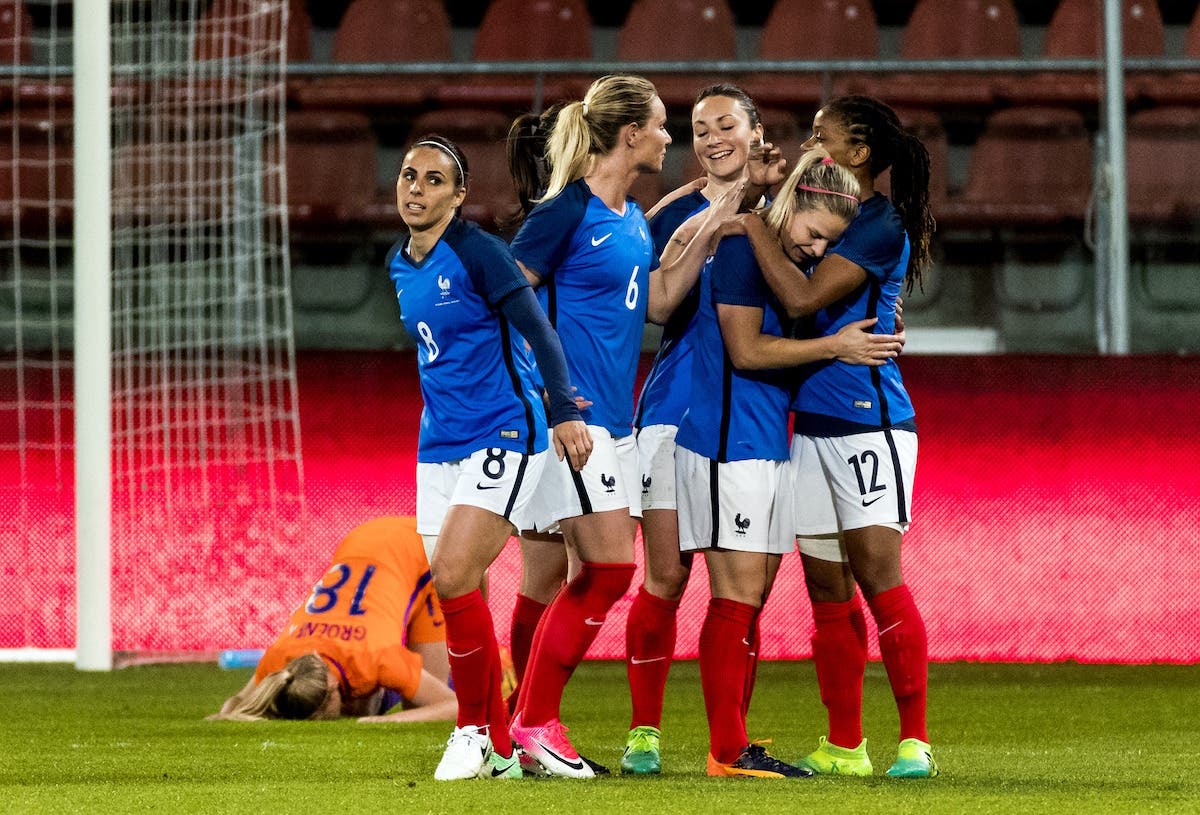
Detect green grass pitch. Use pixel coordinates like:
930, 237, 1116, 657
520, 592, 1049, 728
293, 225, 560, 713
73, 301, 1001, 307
3, 660, 1198, 813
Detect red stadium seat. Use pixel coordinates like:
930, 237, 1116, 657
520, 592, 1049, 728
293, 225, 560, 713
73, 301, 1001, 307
0, 0, 31, 63
747, 0, 878, 108
944, 106, 1092, 227
0, 109, 73, 230
1140, 3, 1200, 104
194, 0, 310, 62
869, 0, 1021, 109
0, 0, 29, 107
617, 0, 739, 107
436, 0, 593, 109
1002, 0, 1164, 106
1125, 105, 1200, 224
297, 0, 452, 112
1125, 106, 1200, 350
284, 110, 379, 229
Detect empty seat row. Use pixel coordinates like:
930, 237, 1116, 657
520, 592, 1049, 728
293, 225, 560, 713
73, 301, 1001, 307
2, 1, 1195, 114
3, 101, 1197, 237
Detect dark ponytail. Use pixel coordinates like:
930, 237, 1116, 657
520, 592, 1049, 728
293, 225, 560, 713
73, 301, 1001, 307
823, 95, 936, 293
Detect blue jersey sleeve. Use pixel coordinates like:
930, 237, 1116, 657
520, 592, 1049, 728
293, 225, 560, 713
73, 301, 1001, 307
509, 186, 588, 281
711, 236, 768, 310
827, 195, 906, 283
648, 192, 708, 256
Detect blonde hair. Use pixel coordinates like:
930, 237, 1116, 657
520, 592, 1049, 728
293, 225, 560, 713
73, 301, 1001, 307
764, 150, 861, 238
220, 653, 333, 721
540, 74, 658, 202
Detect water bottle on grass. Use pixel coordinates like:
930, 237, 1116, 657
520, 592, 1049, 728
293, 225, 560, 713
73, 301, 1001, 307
218, 649, 264, 670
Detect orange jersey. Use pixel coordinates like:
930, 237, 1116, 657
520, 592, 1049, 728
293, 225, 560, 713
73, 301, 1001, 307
255, 516, 444, 701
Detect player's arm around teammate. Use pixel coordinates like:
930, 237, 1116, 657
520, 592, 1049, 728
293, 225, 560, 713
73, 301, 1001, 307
622, 83, 787, 776
727, 96, 940, 779
387, 135, 587, 781
676, 149, 896, 780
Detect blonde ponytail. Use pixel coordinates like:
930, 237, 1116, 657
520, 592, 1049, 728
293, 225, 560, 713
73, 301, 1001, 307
539, 74, 659, 202
213, 653, 333, 721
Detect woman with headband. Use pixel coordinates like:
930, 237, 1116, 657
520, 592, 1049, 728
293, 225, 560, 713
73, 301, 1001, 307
717, 95, 939, 779
385, 133, 590, 781
676, 149, 901, 778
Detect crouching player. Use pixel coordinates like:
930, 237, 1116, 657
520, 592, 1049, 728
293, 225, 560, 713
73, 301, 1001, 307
209, 516, 457, 725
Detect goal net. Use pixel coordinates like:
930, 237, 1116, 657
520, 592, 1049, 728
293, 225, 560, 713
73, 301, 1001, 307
0, 0, 303, 660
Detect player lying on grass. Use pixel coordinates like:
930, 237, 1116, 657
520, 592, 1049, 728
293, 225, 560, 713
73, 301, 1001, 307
208, 516, 457, 723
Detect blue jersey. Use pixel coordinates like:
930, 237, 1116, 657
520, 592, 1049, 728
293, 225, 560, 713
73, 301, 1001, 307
675, 236, 791, 462
792, 194, 917, 436
635, 191, 708, 429
387, 218, 548, 463
510, 179, 658, 437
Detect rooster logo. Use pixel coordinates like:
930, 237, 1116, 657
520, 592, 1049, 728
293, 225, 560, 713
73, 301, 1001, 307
641, 474, 652, 494
437, 275, 452, 297
734, 513, 751, 534
601, 473, 616, 493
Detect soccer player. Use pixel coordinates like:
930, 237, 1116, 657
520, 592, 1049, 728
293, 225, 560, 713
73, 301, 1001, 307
679, 149, 901, 778
622, 82, 786, 775
386, 135, 591, 780
208, 516, 456, 724
505, 74, 715, 778
721, 95, 939, 779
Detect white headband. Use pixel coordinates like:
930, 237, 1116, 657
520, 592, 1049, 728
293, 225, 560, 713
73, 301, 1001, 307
413, 140, 466, 186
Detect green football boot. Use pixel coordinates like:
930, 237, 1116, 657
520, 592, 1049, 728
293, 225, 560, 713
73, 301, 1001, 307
798, 736, 873, 776
620, 725, 662, 775
885, 738, 938, 779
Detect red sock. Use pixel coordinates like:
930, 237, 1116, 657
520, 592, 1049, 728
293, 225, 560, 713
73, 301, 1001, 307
812, 596, 868, 747
867, 584, 929, 743
699, 597, 756, 764
741, 613, 761, 721
517, 561, 635, 727
510, 593, 548, 683
441, 590, 499, 732
625, 585, 680, 729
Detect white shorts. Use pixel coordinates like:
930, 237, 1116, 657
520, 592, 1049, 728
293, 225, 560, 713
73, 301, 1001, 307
525, 426, 641, 531
636, 424, 678, 511
416, 448, 548, 536
789, 429, 917, 548
675, 446, 793, 555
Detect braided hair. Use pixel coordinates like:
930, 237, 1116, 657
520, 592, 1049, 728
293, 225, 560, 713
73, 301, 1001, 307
821, 95, 935, 293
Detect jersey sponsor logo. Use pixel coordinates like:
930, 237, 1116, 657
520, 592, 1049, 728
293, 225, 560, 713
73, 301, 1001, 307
476, 482, 504, 490
448, 645, 483, 658
584, 616, 605, 626
590, 232, 613, 247
853, 399, 873, 409
734, 513, 751, 534
600, 473, 616, 493
500, 429, 519, 439
861, 494, 885, 507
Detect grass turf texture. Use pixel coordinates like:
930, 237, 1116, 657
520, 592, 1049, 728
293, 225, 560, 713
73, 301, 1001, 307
3, 661, 1198, 813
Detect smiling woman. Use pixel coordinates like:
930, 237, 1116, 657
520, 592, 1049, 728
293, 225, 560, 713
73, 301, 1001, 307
385, 133, 590, 781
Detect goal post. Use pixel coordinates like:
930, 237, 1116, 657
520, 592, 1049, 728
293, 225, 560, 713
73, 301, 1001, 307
1, 0, 303, 666
73, 0, 112, 672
